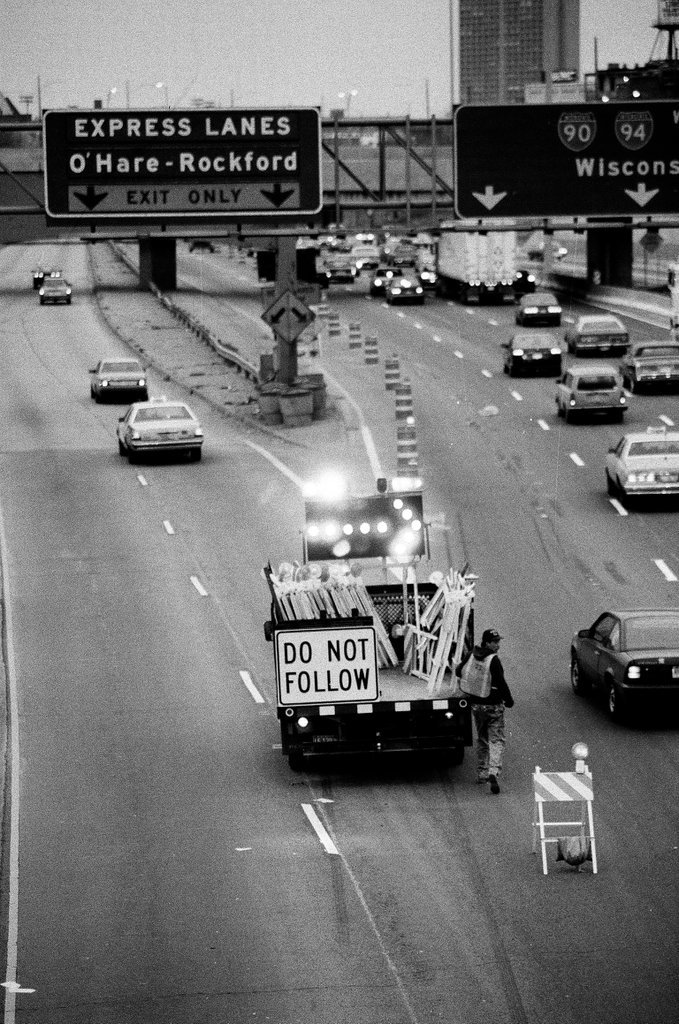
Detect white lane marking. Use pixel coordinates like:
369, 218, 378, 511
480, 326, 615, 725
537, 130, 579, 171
239, 669, 266, 704
570, 452, 585, 467
465, 308, 474, 315
488, 318, 498, 326
537, 419, 550, 431
482, 369, 492, 378
655, 559, 678, 582
564, 315, 575, 323
301, 803, 339, 855
609, 498, 628, 516
0, 504, 21, 1022
315, 369, 384, 480
414, 322, 423, 330
190, 575, 209, 596
1, 982, 34, 995
242, 440, 306, 490
454, 350, 464, 359
397, 311, 406, 318
511, 390, 523, 401
432, 334, 442, 343
305, 793, 422, 1024
137, 474, 148, 487
659, 414, 675, 427
163, 520, 175, 535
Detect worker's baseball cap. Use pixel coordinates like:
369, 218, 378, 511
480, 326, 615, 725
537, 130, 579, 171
482, 628, 503, 644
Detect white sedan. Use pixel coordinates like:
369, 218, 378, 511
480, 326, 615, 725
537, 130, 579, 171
117, 398, 204, 462
605, 426, 679, 501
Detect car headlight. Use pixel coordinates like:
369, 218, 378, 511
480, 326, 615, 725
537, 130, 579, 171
547, 305, 562, 314
550, 347, 562, 355
39, 288, 44, 296
391, 287, 402, 294
194, 427, 204, 437
523, 306, 539, 314
627, 665, 641, 679
415, 287, 423, 294
66, 288, 72, 295
130, 430, 141, 440
619, 396, 626, 404
512, 348, 525, 356
101, 379, 109, 387
138, 378, 146, 386
627, 471, 656, 483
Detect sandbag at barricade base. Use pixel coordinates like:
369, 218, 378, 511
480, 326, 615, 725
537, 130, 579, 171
556, 836, 592, 867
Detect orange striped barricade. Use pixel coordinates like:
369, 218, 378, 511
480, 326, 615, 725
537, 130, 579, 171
532, 765, 597, 875
348, 321, 363, 350
364, 334, 379, 366
395, 379, 413, 420
397, 423, 418, 474
384, 355, 400, 390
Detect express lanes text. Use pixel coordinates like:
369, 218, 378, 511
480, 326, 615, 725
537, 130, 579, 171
72, 115, 293, 139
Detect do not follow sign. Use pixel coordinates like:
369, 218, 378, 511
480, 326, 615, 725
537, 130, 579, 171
275, 626, 379, 706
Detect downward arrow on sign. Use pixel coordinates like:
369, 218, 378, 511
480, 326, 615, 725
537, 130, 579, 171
73, 185, 108, 210
471, 185, 507, 210
624, 182, 659, 207
261, 183, 295, 207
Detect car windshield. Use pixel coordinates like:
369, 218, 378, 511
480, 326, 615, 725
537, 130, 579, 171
627, 440, 679, 456
625, 616, 679, 650
134, 405, 193, 422
634, 347, 679, 358
100, 361, 141, 372
577, 375, 617, 390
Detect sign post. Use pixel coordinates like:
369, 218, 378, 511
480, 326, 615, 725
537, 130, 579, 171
43, 107, 322, 223
454, 101, 679, 219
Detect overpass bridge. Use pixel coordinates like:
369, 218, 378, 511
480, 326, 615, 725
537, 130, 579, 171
1, 114, 677, 291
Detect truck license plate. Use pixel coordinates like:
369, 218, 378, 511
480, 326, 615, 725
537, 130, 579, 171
313, 735, 338, 744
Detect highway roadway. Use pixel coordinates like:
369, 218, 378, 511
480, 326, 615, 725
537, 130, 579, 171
0, 241, 677, 1024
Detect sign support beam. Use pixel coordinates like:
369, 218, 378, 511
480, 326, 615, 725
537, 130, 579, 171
275, 237, 299, 385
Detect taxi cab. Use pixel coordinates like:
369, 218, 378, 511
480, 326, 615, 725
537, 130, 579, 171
117, 398, 204, 462
605, 426, 679, 501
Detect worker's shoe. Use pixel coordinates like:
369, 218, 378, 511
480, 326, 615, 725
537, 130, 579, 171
489, 774, 500, 794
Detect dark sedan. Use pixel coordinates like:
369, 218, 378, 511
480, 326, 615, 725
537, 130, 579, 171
501, 331, 562, 376
515, 291, 562, 326
570, 609, 679, 720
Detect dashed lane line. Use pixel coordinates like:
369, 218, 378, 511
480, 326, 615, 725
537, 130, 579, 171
454, 350, 464, 359
659, 414, 675, 427
163, 520, 175, 535
655, 559, 678, 582
137, 474, 148, 487
569, 452, 585, 467
482, 369, 492, 378
537, 419, 550, 431
609, 498, 628, 516
190, 575, 209, 596
239, 670, 266, 704
511, 390, 523, 402
301, 803, 339, 855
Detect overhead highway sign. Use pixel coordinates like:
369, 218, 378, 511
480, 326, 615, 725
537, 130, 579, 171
454, 101, 679, 219
43, 108, 322, 222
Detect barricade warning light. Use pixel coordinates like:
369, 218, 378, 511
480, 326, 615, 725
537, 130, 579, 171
304, 492, 425, 561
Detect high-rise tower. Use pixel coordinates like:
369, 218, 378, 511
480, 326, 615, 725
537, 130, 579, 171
454, 0, 580, 105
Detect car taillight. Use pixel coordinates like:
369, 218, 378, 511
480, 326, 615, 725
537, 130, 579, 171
627, 665, 641, 679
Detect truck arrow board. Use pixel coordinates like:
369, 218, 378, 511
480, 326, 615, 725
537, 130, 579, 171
43, 107, 322, 222
454, 101, 679, 218
275, 625, 379, 706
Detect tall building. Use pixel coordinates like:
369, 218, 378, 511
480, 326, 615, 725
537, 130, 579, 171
455, 0, 580, 105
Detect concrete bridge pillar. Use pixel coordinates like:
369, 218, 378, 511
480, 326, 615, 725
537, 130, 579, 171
138, 238, 177, 291
586, 227, 633, 288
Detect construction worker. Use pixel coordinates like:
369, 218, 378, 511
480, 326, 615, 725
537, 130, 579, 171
457, 628, 514, 794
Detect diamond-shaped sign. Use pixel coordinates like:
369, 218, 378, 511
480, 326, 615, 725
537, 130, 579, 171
262, 289, 315, 343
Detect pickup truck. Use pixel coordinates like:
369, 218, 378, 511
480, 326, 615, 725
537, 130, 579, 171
264, 566, 474, 770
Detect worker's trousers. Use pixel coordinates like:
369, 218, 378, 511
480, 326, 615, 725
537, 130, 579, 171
472, 704, 506, 778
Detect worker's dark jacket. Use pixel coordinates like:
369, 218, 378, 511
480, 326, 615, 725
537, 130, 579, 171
457, 644, 515, 707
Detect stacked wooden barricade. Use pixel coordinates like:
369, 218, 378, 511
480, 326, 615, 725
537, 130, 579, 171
264, 562, 399, 668
401, 570, 475, 695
